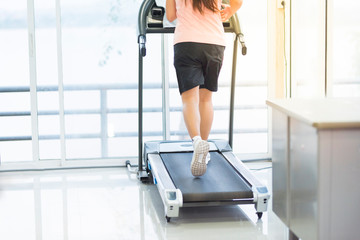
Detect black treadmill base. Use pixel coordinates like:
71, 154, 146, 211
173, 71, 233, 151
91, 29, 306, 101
160, 151, 253, 202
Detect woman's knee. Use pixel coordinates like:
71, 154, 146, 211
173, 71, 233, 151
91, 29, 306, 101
181, 86, 199, 103
199, 88, 212, 103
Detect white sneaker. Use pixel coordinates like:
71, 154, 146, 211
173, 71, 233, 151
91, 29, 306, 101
206, 152, 211, 164
190, 138, 209, 177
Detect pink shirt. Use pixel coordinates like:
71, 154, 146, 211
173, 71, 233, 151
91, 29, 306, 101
173, 0, 226, 46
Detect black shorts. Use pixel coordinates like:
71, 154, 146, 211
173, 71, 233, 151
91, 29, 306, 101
174, 42, 225, 94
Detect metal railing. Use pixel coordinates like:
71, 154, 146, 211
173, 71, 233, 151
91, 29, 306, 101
0, 82, 268, 158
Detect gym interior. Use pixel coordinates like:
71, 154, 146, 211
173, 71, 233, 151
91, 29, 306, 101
0, 0, 359, 239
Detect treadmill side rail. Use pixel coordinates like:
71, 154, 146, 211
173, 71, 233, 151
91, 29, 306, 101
252, 186, 269, 212
164, 189, 183, 218
147, 153, 184, 218
222, 151, 270, 212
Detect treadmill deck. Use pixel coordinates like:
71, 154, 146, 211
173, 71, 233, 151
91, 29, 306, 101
160, 151, 253, 203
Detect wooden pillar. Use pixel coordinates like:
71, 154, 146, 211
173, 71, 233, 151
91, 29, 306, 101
268, 0, 286, 99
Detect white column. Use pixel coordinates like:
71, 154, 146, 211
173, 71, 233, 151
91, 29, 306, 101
27, 0, 40, 162
56, 0, 66, 165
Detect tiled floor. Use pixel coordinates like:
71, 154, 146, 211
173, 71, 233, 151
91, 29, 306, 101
0, 161, 289, 240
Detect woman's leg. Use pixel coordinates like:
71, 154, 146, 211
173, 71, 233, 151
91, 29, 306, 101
181, 86, 201, 139
199, 88, 213, 141
181, 86, 209, 176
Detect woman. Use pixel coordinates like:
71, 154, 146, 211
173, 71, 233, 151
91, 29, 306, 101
166, 0, 243, 176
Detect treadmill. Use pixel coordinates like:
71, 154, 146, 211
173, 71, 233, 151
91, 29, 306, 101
135, 0, 270, 222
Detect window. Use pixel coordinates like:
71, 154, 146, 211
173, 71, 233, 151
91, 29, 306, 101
290, 0, 326, 98
0, 0, 269, 169
328, 0, 360, 97
290, 0, 360, 98
0, 1, 33, 162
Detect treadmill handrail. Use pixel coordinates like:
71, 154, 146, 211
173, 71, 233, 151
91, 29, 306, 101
138, 0, 154, 39
137, 0, 155, 57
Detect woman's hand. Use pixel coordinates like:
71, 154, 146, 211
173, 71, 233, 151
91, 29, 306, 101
220, 0, 243, 22
220, 4, 232, 22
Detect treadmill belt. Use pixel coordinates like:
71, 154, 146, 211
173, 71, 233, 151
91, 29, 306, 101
160, 151, 253, 202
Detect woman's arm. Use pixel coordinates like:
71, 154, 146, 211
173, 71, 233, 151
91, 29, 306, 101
166, 0, 177, 22
220, 0, 243, 22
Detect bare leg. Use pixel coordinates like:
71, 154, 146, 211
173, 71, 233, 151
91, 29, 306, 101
182, 86, 210, 176
181, 86, 200, 139
199, 88, 213, 140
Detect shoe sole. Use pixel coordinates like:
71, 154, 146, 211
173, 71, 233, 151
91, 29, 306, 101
206, 157, 210, 164
191, 140, 209, 176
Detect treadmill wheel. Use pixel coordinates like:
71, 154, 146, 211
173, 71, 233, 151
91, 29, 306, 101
166, 216, 171, 222
256, 212, 263, 219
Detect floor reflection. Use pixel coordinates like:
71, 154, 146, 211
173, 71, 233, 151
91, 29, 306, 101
0, 163, 287, 240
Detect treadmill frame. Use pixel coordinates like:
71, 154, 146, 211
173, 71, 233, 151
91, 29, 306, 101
137, 0, 247, 180
136, 0, 269, 220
